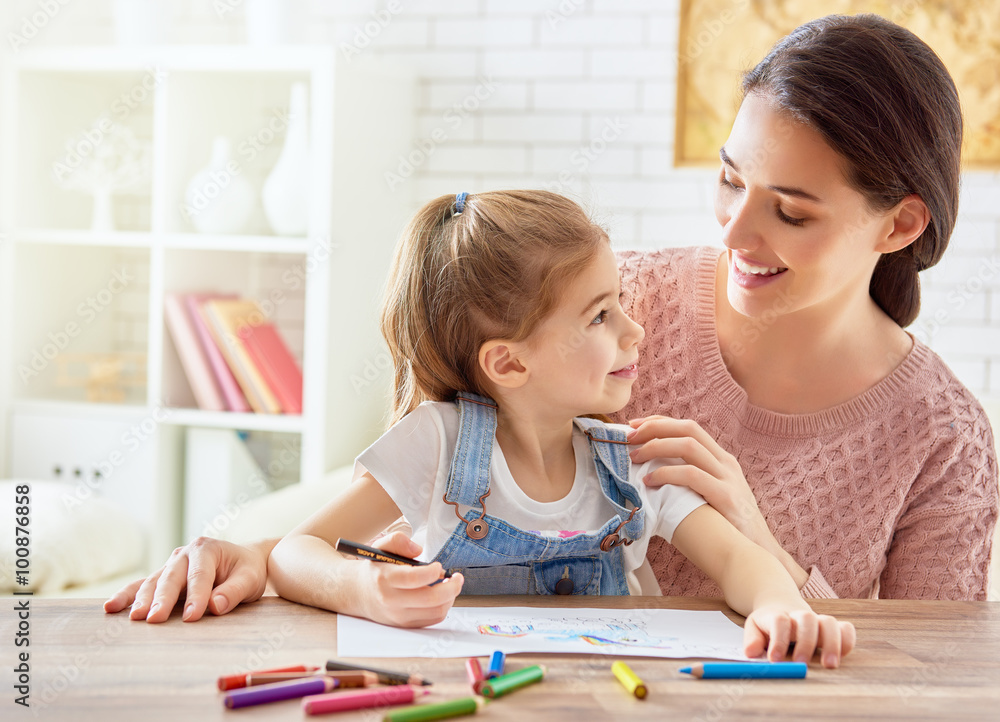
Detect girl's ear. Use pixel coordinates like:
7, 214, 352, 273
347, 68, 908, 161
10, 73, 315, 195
876, 194, 930, 254
479, 340, 529, 389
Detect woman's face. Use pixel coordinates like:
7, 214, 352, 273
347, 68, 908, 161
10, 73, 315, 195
713, 92, 893, 322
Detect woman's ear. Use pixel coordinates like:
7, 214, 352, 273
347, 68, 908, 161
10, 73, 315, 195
877, 194, 930, 254
479, 340, 529, 389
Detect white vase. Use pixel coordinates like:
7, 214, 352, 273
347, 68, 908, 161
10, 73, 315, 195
184, 137, 255, 235
245, 0, 292, 46
114, 0, 169, 45
262, 83, 309, 236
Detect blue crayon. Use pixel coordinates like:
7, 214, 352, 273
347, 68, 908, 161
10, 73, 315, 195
486, 651, 506, 679
679, 662, 807, 679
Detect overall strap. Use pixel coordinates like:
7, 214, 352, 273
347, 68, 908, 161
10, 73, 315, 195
574, 417, 645, 542
443, 392, 498, 507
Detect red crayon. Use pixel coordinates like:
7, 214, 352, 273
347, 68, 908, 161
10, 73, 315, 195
465, 658, 485, 694
217, 664, 319, 691
303, 685, 430, 715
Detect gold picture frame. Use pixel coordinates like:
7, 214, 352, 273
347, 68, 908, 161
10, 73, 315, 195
675, 1, 1000, 168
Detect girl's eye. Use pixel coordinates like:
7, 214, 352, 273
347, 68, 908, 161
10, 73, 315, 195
591, 310, 608, 325
776, 206, 806, 227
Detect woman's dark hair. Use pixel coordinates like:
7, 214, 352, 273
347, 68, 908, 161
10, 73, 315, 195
742, 14, 963, 327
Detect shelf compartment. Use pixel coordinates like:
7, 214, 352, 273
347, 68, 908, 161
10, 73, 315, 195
14, 70, 156, 232
159, 248, 306, 415
10, 244, 150, 405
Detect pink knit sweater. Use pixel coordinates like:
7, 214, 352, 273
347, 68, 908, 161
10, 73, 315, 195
613, 246, 998, 600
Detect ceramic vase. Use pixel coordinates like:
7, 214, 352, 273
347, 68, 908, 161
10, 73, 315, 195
245, 0, 292, 46
262, 82, 309, 236
184, 137, 255, 235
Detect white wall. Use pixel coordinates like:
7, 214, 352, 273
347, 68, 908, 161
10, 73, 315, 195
2, 0, 998, 400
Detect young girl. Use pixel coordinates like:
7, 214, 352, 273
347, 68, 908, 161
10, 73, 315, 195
268, 190, 856, 667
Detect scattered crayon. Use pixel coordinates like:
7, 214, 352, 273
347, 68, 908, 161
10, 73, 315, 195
383, 696, 485, 722
326, 659, 433, 686
486, 651, 506, 680
217, 664, 319, 691
224, 676, 337, 709
303, 685, 430, 715
679, 662, 808, 679
465, 658, 485, 693
479, 665, 546, 699
611, 661, 647, 699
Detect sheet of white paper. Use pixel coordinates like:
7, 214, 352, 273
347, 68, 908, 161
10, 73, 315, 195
337, 606, 748, 660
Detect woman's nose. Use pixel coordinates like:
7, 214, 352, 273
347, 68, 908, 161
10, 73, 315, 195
719, 193, 763, 253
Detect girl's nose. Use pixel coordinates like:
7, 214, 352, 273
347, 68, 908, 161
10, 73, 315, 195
621, 314, 644, 348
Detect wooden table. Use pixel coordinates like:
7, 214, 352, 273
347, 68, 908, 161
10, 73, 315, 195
12, 595, 1000, 721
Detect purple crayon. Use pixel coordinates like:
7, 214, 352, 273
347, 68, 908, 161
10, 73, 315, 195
223, 675, 338, 709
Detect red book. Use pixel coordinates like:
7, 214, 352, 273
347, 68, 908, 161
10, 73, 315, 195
238, 320, 304, 415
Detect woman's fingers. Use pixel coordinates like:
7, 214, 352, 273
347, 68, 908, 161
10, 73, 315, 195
629, 435, 724, 477
627, 416, 730, 464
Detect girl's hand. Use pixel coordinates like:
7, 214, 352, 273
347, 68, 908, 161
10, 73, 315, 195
744, 605, 857, 668
358, 532, 464, 628
626, 415, 808, 587
104, 537, 271, 623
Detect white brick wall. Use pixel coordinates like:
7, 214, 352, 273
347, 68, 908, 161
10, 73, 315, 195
3, 0, 998, 400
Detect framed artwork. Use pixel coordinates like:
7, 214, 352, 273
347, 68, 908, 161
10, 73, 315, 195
676, 1, 1000, 168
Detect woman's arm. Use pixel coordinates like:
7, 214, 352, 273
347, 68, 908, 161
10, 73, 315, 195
268, 472, 464, 627
671, 505, 855, 667
627, 415, 813, 589
104, 537, 276, 622
879, 427, 997, 600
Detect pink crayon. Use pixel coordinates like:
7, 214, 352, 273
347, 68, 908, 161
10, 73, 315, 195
303, 685, 430, 715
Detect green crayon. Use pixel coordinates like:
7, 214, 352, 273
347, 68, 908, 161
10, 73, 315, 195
383, 696, 485, 722
479, 665, 546, 699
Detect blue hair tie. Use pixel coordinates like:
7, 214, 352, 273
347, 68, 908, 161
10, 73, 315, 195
454, 192, 469, 215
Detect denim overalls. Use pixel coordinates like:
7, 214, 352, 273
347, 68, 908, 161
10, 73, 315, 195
430, 393, 645, 596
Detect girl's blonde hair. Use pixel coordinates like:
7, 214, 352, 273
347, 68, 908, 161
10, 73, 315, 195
380, 190, 608, 426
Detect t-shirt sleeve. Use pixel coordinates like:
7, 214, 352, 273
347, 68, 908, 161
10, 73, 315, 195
632, 457, 707, 542
354, 403, 448, 533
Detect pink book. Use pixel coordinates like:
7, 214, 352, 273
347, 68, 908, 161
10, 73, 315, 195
239, 322, 304, 414
164, 293, 226, 411
186, 293, 251, 413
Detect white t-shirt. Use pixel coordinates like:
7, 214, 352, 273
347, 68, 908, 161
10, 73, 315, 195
354, 401, 706, 595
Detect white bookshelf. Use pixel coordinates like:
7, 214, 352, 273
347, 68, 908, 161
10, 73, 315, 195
0, 46, 413, 568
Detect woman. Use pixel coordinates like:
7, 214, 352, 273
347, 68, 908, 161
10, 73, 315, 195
106, 14, 996, 623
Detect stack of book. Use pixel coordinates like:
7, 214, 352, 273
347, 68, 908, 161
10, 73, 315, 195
164, 292, 303, 414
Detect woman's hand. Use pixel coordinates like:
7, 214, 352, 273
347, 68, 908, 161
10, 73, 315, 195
103, 537, 272, 623
744, 605, 857, 668
354, 532, 464, 628
627, 415, 809, 588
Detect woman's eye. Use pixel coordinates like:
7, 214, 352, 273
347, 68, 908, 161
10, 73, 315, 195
776, 206, 806, 226
591, 310, 608, 325
719, 175, 744, 192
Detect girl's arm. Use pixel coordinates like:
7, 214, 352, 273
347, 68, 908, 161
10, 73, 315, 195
670, 505, 855, 668
267, 472, 464, 627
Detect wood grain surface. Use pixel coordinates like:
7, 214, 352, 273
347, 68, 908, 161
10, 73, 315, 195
13, 595, 1000, 721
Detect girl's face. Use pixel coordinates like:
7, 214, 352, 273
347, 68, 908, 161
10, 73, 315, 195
714, 93, 893, 322
520, 242, 645, 419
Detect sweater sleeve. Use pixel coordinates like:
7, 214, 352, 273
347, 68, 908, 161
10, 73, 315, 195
878, 406, 998, 600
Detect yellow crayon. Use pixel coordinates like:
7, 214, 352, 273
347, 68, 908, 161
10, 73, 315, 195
611, 661, 647, 700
